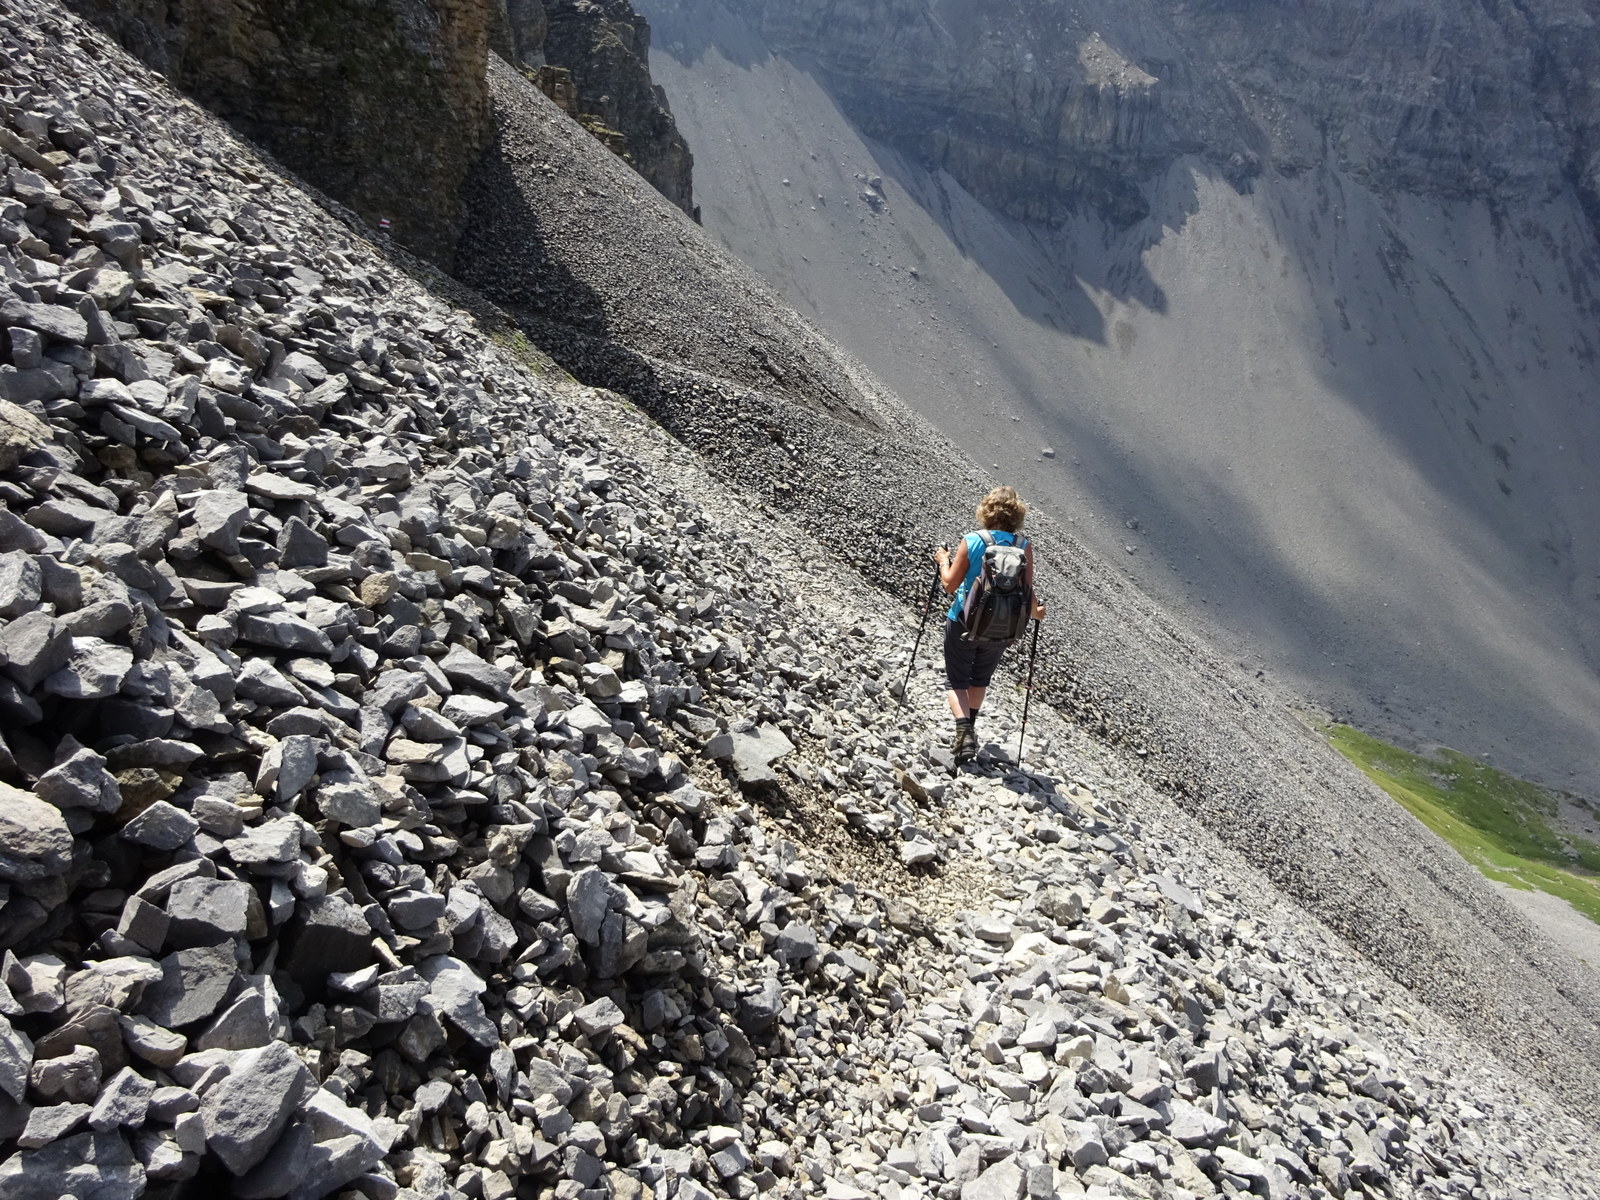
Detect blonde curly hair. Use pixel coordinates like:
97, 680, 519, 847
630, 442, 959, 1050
976, 485, 1027, 534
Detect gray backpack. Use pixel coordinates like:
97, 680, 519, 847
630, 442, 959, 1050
960, 531, 1032, 642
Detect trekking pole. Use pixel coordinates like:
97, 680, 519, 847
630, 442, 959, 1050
899, 551, 946, 708
1017, 618, 1041, 765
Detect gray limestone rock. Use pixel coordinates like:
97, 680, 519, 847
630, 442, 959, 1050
42, 637, 135, 699
194, 983, 281, 1052
0, 549, 41, 619
18, 1100, 91, 1147
63, 956, 163, 1014
0, 780, 74, 883
0, 1011, 33, 1102
225, 817, 303, 866
418, 956, 497, 1048
0, 610, 72, 691
773, 921, 818, 962
728, 723, 794, 786
236, 658, 304, 706
573, 996, 626, 1037
438, 644, 513, 695
118, 1015, 187, 1070
273, 734, 321, 803
31, 1043, 102, 1102
192, 489, 251, 555
137, 947, 236, 1029
567, 865, 625, 946
36, 746, 123, 813
0, 1130, 146, 1199
200, 1040, 314, 1175
282, 894, 374, 994
0, 398, 52, 471
961, 1157, 1026, 1200
89, 1065, 156, 1131
236, 611, 335, 656
1, 298, 89, 344
314, 773, 382, 828
165, 878, 254, 948
120, 801, 199, 852
1167, 1098, 1229, 1148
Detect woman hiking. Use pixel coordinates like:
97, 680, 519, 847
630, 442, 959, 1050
934, 486, 1046, 763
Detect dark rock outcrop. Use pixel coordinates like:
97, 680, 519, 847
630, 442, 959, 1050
63, 0, 494, 263
63, 0, 695, 255
537, 0, 696, 217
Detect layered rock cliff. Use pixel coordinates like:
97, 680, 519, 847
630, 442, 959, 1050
541, 0, 696, 217
644, 0, 1600, 234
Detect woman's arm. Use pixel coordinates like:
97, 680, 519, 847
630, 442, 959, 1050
935, 540, 969, 593
1026, 541, 1046, 620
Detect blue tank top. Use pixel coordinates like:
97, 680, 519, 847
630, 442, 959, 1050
947, 530, 1023, 621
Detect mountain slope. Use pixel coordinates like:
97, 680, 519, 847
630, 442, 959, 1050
437, 38, 1600, 1120
2, 3, 1600, 1197
635, 0, 1600, 805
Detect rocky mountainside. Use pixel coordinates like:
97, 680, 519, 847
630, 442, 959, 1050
2, 3, 1600, 1200
416, 0, 1600, 1133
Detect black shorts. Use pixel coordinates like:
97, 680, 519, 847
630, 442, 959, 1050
943, 620, 1009, 689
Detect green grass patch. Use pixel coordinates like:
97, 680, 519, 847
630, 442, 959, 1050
488, 325, 547, 374
1322, 724, 1600, 925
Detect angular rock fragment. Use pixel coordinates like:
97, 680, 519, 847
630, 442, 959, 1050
200, 1040, 314, 1175
165, 878, 255, 948
0, 611, 73, 691
0, 1129, 145, 1200
0, 780, 74, 883
120, 800, 199, 851
36, 745, 123, 813
137, 947, 236, 1029
0, 1012, 32, 1101
31, 1043, 102, 1102
728, 723, 794, 787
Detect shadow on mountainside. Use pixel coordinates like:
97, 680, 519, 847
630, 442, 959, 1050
456, 128, 614, 342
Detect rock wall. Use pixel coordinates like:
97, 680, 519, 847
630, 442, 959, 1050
539, 0, 697, 218
63, 0, 494, 264
642, 0, 1600, 232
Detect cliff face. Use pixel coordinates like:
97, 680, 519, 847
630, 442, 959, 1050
541, 0, 696, 217
63, 0, 494, 263
644, 0, 1600, 231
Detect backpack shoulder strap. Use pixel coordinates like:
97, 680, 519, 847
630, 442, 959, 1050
977, 530, 996, 549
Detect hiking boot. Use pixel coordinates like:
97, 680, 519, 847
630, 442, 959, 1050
952, 719, 977, 763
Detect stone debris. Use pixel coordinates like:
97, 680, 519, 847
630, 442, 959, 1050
0, 5, 1594, 1200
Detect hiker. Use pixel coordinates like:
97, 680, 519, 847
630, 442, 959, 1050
934, 485, 1046, 762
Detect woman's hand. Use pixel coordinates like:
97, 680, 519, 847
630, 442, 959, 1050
936, 542, 965, 593
1032, 598, 1047, 621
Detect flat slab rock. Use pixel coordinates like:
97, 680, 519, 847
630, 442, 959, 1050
728, 723, 795, 786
